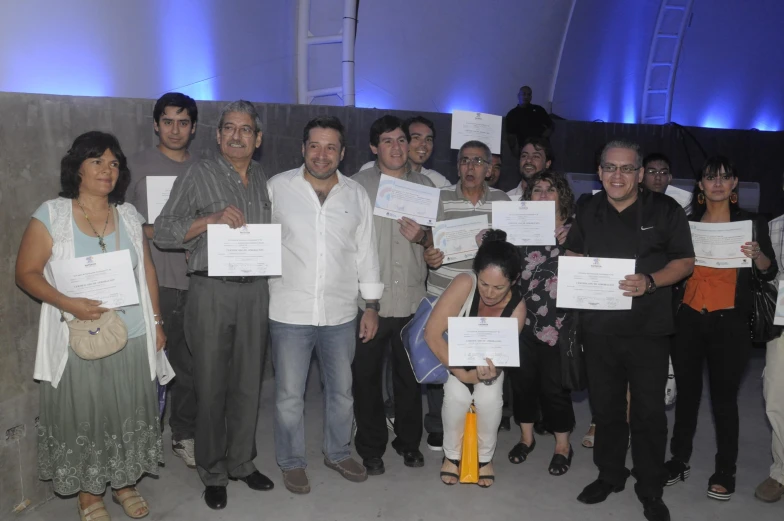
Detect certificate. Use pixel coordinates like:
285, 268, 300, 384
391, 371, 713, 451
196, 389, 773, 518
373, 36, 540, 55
689, 221, 752, 268
447, 317, 520, 367
146, 176, 177, 223
665, 185, 693, 208
207, 224, 282, 276
51, 250, 139, 308
774, 280, 784, 326
450, 110, 503, 154
492, 201, 556, 246
556, 256, 635, 310
433, 215, 488, 264
373, 174, 440, 226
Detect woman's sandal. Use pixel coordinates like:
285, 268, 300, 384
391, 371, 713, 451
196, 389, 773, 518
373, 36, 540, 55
582, 424, 596, 448
478, 461, 495, 488
548, 445, 574, 476
440, 457, 460, 486
508, 439, 536, 464
111, 488, 149, 519
707, 471, 736, 501
78, 497, 111, 521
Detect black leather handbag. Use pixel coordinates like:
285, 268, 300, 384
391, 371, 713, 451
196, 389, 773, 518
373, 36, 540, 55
749, 222, 782, 343
559, 311, 588, 391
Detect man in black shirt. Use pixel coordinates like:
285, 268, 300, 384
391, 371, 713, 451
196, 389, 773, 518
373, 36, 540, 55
504, 85, 554, 157
564, 140, 694, 521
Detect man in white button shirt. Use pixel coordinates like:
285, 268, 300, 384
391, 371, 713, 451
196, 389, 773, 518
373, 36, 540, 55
267, 116, 384, 495
507, 137, 553, 200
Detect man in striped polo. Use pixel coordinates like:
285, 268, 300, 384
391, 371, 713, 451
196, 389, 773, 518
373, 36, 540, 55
421, 139, 510, 450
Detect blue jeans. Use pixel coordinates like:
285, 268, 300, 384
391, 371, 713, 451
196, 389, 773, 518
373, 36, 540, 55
270, 318, 357, 470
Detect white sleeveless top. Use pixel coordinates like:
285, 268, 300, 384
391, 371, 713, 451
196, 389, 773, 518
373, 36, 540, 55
33, 197, 169, 387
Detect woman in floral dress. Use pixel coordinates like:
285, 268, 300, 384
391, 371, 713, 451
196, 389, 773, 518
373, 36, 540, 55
506, 170, 577, 476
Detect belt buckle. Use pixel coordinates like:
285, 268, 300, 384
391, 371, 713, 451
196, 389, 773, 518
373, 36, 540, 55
700, 308, 708, 315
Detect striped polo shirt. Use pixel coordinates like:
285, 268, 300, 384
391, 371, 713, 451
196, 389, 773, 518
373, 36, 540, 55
426, 182, 510, 297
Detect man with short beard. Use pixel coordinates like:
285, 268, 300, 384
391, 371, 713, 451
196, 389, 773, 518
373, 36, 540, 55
267, 116, 384, 495
507, 137, 553, 200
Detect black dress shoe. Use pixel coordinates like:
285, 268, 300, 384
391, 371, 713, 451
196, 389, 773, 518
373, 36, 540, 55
229, 470, 274, 491
498, 416, 511, 432
577, 479, 625, 504
640, 497, 670, 521
363, 457, 385, 476
396, 448, 425, 468
204, 486, 227, 510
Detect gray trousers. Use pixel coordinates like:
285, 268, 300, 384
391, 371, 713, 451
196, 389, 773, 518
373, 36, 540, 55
185, 275, 269, 486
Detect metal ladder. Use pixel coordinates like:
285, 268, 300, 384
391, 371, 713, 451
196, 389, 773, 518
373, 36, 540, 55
296, 0, 358, 106
640, 0, 694, 124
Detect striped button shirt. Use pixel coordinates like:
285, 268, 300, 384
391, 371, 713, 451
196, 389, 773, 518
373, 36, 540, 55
426, 182, 510, 297
153, 152, 271, 272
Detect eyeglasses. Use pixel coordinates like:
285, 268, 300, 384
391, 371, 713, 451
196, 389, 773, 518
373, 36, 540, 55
644, 168, 670, 178
220, 124, 256, 137
601, 163, 640, 174
703, 173, 733, 183
459, 157, 490, 167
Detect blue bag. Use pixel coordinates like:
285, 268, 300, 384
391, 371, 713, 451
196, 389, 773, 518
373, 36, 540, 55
402, 273, 476, 384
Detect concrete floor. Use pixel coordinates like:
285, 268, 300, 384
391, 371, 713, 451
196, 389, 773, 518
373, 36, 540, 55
24, 350, 782, 521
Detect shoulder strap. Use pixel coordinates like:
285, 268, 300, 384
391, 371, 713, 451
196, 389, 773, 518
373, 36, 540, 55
114, 204, 121, 251
459, 272, 477, 317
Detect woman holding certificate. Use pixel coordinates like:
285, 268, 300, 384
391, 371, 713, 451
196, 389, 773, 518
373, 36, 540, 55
666, 156, 776, 501
15, 131, 167, 520
424, 231, 526, 487
505, 170, 577, 475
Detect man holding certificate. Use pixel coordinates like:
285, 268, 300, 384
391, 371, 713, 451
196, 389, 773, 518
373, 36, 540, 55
127, 92, 199, 469
352, 116, 434, 475
423, 140, 510, 451
563, 140, 694, 521
267, 116, 384, 494
154, 100, 274, 510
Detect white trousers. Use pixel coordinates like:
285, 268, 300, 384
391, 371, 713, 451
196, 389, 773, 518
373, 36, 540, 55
442, 372, 504, 463
765, 336, 784, 484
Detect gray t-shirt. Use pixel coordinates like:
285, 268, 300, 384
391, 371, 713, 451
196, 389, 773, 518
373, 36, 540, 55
127, 147, 195, 290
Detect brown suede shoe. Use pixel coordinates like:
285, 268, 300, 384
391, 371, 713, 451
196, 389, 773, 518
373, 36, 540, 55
755, 477, 784, 503
323, 457, 368, 482
282, 468, 311, 494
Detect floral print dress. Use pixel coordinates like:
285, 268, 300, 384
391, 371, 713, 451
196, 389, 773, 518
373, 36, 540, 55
519, 245, 567, 346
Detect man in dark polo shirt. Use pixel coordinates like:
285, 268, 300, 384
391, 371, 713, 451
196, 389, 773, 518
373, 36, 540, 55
564, 140, 694, 521
504, 85, 554, 158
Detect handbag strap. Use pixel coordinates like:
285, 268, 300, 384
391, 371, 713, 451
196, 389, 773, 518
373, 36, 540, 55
113, 204, 120, 251
459, 272, 478, 317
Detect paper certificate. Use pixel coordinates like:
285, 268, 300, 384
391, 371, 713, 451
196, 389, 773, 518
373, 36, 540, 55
207, 224, 282, 276
492, 201, 556, 246
373, 174, 440, 226
689, 220, 752, 268
450, 110, 503, 154
665, 185, 693, 208
51, 250, 139, 308
774, 281, 784, 326
146, 176, 177, 223
433, 215, 488, 264
556, 256, 635, 310
448, 317, 520, 367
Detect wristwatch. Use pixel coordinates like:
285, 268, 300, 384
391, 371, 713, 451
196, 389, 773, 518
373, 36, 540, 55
365, 301, 380, 312
416, 231, 428, 247
644, 274, 657, 294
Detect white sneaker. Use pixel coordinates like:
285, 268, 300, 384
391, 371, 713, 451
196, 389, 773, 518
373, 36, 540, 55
172, 439, 196, 468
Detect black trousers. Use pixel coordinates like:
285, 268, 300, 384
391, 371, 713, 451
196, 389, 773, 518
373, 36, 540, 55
352, 314, 422, 458
583, 332, 669, 499
670, 306, 751, 474
508, 332, 575, 433
159, 287, 196, 441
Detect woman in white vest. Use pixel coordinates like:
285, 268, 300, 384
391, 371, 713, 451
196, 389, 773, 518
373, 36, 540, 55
15, 131, 169, 521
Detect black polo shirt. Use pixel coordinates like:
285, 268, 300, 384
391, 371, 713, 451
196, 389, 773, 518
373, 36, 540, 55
563, 188, 694, 337
505, 103, 553, 145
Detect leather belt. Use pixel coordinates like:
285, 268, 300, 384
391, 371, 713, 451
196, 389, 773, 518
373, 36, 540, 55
191, 271, 262, 284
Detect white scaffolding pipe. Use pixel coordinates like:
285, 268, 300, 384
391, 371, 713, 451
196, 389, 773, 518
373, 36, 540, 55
296, 0, 357, 106
548, 0, 577, 113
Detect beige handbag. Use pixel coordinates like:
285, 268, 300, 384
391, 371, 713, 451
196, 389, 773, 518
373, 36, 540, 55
65, 206, 129, 360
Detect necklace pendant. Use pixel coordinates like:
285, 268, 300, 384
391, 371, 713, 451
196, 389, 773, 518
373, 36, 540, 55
98, 237, 106, 253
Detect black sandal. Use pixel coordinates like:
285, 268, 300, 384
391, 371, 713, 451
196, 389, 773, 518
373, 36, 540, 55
508, 439, 536, 464
440, 457, 460, 486
707, 471, 736, 501
478, 461, 495, 488
548, 445, 574, 476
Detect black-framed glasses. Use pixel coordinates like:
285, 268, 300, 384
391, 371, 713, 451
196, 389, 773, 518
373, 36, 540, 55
459, 157, 490, 167
601, 163, 640, 174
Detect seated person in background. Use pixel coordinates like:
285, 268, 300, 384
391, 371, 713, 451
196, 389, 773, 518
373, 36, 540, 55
642, 153, 672, 193
424, 230, 526, 488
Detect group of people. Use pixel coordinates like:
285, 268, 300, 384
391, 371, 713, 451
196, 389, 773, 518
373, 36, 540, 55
15, 89, 784, 521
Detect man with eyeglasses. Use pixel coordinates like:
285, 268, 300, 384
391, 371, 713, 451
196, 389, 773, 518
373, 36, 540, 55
507, 137, 554, 200
422, 140, 510, 450
563, 140, 694, 521
642, 153, 673, 193
155, 100, 274, 510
